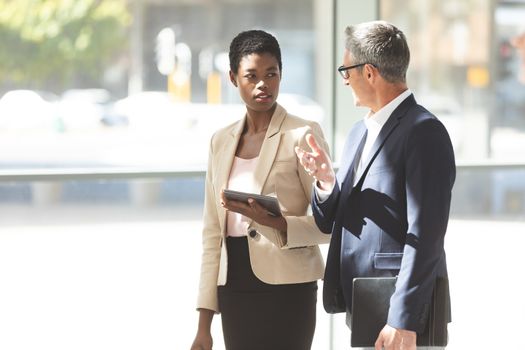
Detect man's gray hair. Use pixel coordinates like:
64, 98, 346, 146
345, 21, 410, 83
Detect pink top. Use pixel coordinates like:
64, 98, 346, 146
226, 156, 258, 237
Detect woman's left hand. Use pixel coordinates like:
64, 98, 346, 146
220, 190, 287, 232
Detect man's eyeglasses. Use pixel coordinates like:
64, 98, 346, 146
337, 63, 368, 79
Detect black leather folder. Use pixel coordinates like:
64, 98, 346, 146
350, 277, 449, 347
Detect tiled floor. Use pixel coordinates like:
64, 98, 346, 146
0, 205, 523, 349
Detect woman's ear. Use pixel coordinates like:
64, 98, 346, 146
229, 70, 238, 87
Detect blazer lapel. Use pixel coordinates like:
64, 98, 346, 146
215, 116, 245, 235
337, 128, 367, 206
336, 123, 367, 185
353, 94, 416, 185
251, 104, 286, 194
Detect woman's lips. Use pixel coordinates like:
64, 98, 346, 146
255, 93, 272, 102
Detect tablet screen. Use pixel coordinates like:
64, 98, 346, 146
223, 189, 282, 217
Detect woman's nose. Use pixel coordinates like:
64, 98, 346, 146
256, 79, 267, 89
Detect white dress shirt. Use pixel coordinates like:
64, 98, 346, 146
316, 89, 412, 199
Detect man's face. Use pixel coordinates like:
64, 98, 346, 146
341, 49, 373, 108
511, 32, 525, 84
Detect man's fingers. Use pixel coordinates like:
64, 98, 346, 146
306, 133, 321, 153
295, 146, 315, 169
374, 333, 384, 350
295, 146, 309, 163
294, 146, 307, 161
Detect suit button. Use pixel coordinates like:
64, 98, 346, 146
248, 229, 258, 238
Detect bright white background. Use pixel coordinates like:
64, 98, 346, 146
1, 204, 524, 349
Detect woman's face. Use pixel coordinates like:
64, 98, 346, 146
230, 52, 281, 114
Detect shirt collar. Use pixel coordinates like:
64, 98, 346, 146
364, 89, 412, 131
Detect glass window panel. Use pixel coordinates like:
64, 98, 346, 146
380, 0, 525, 219
0, 1, 334, 349
377, 3, 525, 347
381, 0, 525, 162
0, 0, 331, 170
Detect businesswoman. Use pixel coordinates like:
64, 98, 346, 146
190, 30, 330, 350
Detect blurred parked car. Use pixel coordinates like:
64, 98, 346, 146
58, 88, 127, 130
115, 91, 324, 132
0, 90, 60, 131
113, 91, 240, 131
113, 91, 182, 130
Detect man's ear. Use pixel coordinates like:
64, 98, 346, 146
364, 64, 376, 82
229, 70, 238, 87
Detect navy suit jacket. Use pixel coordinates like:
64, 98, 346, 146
312, 94, 455, 332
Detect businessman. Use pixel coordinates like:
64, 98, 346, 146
296, 21, 455, 350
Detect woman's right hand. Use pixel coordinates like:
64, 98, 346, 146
190, 309, 214, 350
190, 331, 213, 350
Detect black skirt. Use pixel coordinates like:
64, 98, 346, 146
218, 236, 317, 350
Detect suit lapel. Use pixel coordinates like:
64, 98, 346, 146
336, 123, 367, 185
251, 104, 286, 194
338, 128, 367, 205
215, 116, 245, 235
353, 94, 416, 185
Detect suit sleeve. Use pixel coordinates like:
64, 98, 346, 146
311, 122, 355, 234
311, 181, 340, 234
251, 122, 332, 248
387, 118, 456, 332
196, 134, 222, 313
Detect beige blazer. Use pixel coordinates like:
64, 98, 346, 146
196, 104, 331, 313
